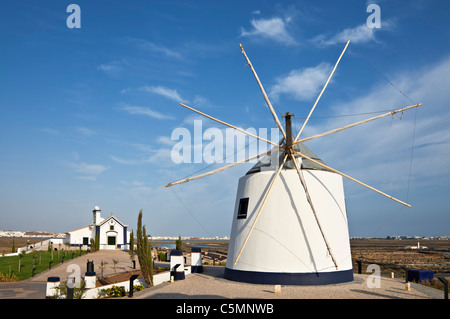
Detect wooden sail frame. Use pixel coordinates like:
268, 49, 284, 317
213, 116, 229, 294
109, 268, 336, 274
240, 44, 287, 141
166, 41, 421, 270
294, 40, 350, 142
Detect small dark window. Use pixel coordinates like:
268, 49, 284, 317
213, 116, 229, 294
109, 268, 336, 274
108, 236, 116, 246
237, 198, 249, 219
82, 237, 89, 245
110, 225, 114, 231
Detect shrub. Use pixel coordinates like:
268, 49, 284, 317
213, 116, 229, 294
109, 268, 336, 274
102, 285, 126, 297
133, 284, 145, 292
0, 272, 18, 282
158, 252, 166, 261
137, 210, 153, 287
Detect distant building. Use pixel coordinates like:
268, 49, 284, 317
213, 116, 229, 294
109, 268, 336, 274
65, 206, 130, 250
403, 241, 428, 250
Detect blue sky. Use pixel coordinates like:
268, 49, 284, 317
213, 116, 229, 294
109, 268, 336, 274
1, 1, 449, 237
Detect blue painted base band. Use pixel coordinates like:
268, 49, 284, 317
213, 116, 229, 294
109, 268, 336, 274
174, 271, 185, 280
224, 267, 353, 285
191, 265, 204, 273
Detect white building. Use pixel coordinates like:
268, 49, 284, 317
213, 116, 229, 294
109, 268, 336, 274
65, 206, 130, 250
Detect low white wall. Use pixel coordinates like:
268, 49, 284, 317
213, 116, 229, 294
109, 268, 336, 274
82, 266, 192, 299
0, 238, 67, 257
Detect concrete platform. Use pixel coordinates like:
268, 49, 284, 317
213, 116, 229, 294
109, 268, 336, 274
0, 249, 445, 300
134, 265, 444, 299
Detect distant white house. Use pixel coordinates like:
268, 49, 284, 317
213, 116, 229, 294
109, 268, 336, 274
403, 241, 428, 250
65, 206, 130, 250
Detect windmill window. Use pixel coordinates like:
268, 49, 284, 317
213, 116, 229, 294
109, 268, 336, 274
237, 198, 249, 219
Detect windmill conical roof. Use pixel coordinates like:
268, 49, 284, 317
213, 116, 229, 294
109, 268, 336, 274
246, 140, 330, 175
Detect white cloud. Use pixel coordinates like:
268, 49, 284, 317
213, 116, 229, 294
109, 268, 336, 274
313, 21, 395, 46
157, 136, 175, 146
141, 85, 187, 103
68, 162, 109, 181
122, 105, 174, 120
269, 62, 332, 101
97, 61, 124, 76
124, 37, 183, 60
75, 127, 96, 136
240, 17, 296, 45
301, 56, 450, 199
110, 142, 174, 167
110, 156, 140, 165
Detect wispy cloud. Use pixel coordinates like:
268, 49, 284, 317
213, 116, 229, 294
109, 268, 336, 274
110, 139, 174, 166
40, 127, 59, 135
269, 62, 332, 101
68, 162, 109, 181
240, 16, 296, 45
75, 127, 96, 136
122, 105, 174, 120
141, 85, 187, 103
124, 37, 183, 60
110, 155, 140, 165
303, 56, 450, 197
97, 61, 125, 76
312, 21, 395, 46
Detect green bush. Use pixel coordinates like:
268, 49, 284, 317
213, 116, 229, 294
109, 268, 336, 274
133, 284, 145, 292
102, 285, 126, 297
158, 252, 166, 261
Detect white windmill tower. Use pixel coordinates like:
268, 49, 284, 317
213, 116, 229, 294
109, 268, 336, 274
165, 41, 421, 285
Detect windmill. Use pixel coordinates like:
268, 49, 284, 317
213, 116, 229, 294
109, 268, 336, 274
165, 41, 421, 285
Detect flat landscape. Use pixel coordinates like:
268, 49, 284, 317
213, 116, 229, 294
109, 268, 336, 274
351, 239, 450, 276
0, 237, 45, 255
2, 237, 449, 277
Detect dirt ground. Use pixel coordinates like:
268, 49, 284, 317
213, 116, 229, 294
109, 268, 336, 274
95, 267, 169, 287
96, 269, 143, 287
0, 238, 47, 255
350, 239, 450, 281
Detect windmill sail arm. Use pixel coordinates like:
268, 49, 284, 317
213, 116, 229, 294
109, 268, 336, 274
234, 154, 288, 266
290, 153, 338, 270
165, 148, 278, 188
239, 44, 287, 140
292, 150, 411, 207
295, 103, 422, 144
295, 40, 350, 141
179, 103, 279, 147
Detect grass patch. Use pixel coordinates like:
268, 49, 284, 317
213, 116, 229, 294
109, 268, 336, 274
0, 249, 89, 281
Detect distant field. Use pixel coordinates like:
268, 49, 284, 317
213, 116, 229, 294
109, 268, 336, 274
0, 237, 46, 255
350, 238, 450, 251
3, 237, 448, 254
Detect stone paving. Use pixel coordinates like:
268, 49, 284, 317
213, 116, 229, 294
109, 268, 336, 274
0, 249, 445, 299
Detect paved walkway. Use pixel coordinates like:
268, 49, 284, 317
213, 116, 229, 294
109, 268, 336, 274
0, 250, 445, 299
0, 249, 137, 299
133, 265, 444, 299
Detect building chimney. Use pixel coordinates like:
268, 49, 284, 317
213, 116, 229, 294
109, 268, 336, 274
93, 205, 101, 225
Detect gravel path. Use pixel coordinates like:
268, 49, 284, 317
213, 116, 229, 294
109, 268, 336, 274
133, 265, 444, 299
0, 250, 444, 300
